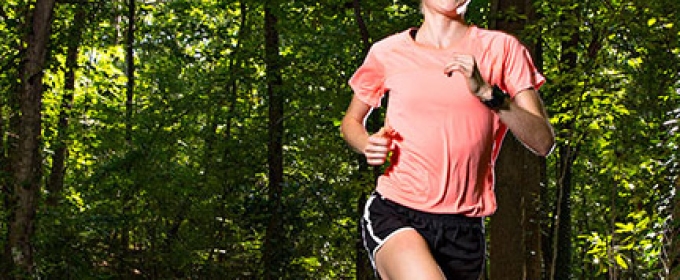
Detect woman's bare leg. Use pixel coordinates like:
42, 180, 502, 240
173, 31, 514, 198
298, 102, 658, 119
375, 229, 445, 280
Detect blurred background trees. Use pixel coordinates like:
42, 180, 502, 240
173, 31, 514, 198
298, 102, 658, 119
0, 0, 677, 279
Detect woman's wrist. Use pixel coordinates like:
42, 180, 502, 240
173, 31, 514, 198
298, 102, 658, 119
480, 86, 509, 110
475, 84, 494, 100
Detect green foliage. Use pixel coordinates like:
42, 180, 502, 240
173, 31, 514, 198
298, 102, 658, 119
537, 0, 680, 278
1, 0, 678, 278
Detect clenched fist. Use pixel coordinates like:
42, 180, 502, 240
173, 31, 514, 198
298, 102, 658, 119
363, 126, 395, 166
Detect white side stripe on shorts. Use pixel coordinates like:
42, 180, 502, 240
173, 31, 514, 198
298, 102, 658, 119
363, 194, 415, 267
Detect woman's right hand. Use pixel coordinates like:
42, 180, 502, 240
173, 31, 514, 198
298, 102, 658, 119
363, 126, 394, 165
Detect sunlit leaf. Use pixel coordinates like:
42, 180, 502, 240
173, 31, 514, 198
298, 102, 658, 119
647, 18, 657, 26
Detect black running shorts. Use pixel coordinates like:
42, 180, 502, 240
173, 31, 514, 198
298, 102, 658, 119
361, 192, 485, 280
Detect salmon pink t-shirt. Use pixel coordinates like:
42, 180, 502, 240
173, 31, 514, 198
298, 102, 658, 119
349, 26, 545, 216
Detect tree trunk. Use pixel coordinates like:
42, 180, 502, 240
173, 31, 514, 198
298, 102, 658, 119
351, 0, 380, 278
112, 1, 136, 277
125, 0, 135, 145
546, 13, 580, 280
491, 138, 545, 280
262, 2, 286, 278
488, 0, 544, 279
46, 5, 86, 207
4, 0, 56, 277
549, 145, 576, 279
0, 3, 24, 276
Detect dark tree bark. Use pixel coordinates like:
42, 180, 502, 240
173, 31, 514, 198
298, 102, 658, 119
547, 12, 580, 280
262, 2, 286, 279
46, 5, 87, 207
4, 0, 57, 278
549, 144, 577, 280
0, 4, 24, 276
125, 0, 135, 144
351, 0, 380, 279
110, 1, 136, 277
488, 0, 545, 279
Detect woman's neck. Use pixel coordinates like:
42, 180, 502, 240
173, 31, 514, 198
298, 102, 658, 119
415, 20, 469, 49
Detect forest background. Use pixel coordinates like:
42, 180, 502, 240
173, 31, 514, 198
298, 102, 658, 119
0, 0, 678, 279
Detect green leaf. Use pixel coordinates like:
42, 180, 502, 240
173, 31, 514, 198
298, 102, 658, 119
616, 254, 628, 269
614, 222, 634, 233
647, 18, 657, 26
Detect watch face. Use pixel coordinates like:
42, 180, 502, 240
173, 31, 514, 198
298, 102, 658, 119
492, 86, 507, 98
483, 86, 508, 109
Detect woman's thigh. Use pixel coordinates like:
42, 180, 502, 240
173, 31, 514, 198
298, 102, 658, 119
374, 229, 445, 280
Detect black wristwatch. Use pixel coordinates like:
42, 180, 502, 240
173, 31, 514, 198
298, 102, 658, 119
481, 86, 509, 110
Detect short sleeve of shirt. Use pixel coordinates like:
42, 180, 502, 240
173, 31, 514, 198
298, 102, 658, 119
348, 47, 387, 107
499, 35, 545, 97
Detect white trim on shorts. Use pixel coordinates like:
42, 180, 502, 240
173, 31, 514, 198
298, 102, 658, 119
363, 194, 417, 268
